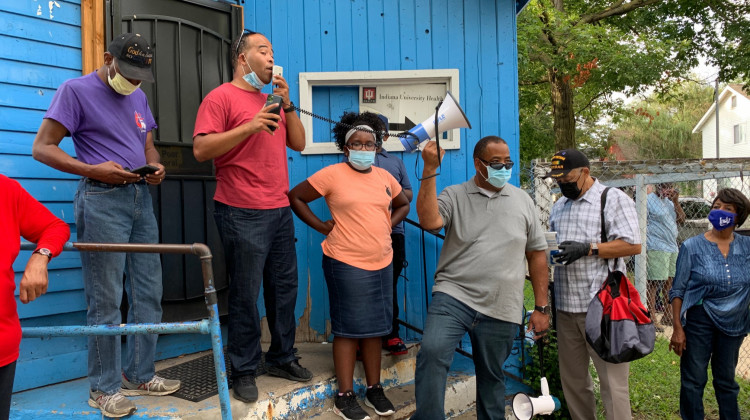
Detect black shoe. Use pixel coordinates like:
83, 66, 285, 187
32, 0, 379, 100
365, 384, 395, 416
266, 359, 313, 382
233, 375, 258, 403
334, 391, 371, 420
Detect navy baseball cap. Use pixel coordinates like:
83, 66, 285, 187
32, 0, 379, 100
547, 149, 590, 179
108, 33, 155, 83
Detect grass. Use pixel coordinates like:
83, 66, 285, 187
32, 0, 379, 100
625, 337, 750, 419
522, 281, 750, 419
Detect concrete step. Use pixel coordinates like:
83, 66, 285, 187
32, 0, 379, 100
10, 341, 480, 419
304, 373, 477, 420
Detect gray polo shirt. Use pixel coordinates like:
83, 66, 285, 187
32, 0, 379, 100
431, 178, 547, 324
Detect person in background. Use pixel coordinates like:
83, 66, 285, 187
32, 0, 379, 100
373, 114, 412, 355
289, 112, 410, 420
32, 33, 179, 418
547, 149, 641, 420
193, 29, 311, 404
646, 183, 685, 329
669, 188, 750, 420
0, 174, 70, 420
413, 137, 550, 420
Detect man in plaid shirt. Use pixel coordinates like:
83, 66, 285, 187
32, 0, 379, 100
548, 149, 641, 420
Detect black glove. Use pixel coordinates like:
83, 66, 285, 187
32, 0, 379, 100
555, 241, 590, 265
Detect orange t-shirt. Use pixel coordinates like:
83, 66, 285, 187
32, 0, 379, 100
308, 163, 402, 270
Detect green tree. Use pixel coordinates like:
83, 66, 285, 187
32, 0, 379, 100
518, 0, 750, 152
609, 81, 714, 160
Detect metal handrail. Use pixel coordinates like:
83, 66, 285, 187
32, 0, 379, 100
19, 241, 232, 420
400, 218, 473, 359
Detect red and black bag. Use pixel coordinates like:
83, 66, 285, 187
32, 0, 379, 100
584, 188, 655, 364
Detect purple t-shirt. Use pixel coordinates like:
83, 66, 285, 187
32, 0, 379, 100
44, 72, 157, 170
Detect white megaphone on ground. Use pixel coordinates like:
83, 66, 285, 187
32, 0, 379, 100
398, 91, 471, 153
512, 377, 561, 420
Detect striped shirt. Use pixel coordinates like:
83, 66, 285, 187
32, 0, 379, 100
550, 180, 641, 312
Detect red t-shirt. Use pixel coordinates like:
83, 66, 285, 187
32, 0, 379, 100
1, 175, 69, 367
193, 83, 291, 209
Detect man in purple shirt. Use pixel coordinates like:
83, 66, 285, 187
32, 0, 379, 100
32, 33, 179, 418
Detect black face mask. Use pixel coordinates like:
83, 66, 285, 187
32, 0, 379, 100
558, 173, 583, 200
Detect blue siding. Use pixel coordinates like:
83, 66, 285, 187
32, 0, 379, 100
4, 0, 520, 390
260, 0, 520, 342
1, 0, 88, 392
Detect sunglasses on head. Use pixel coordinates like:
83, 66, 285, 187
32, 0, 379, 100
234, 28, 256, 58
478, 158, 514, 170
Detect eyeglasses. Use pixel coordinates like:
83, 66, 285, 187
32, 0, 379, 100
234, 28, 254, 58
347, 142, 377, 151
478, 158, 514, 170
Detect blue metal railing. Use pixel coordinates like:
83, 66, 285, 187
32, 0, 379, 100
20, 241, 232, 420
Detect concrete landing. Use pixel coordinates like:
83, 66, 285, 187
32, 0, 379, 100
10, 341, 478, 419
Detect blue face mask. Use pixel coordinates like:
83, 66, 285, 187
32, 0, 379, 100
348, 149, 376, 171
708, 209, 736, 231
241, 60, 266, 90
483, 164, 512, 188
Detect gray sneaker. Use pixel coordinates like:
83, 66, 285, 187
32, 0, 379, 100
121, 374, 181, 396
88, 390, 136, 418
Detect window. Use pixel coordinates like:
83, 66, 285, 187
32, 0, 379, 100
731, 95, 737, 108
734, 124, 745, 144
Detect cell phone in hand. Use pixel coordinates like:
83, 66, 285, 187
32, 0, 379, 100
265, 95, 283, 132
273, 65, 283, 85
130, 165, 159, 176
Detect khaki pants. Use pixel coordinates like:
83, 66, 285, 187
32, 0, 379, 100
556, 310, 632, 420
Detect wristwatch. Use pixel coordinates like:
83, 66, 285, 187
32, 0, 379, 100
534, 305, 551, 315
590, 242, 599, 256
33, 248, 52, 260
283, 101, 296, 113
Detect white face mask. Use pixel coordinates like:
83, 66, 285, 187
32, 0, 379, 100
107, 64, 141, 96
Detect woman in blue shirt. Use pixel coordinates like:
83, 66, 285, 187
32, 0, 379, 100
669, 188, 750, 420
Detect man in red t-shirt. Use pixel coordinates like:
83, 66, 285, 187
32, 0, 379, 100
193, 30, 310, 403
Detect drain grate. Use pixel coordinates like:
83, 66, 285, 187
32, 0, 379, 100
157, 350, 266, 402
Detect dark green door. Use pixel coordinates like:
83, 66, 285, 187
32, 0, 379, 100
106, 0, 241, 321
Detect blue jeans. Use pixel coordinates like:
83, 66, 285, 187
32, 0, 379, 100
680, 305, 745, 420
413, 292, 517, 420
75, 180, 163, 394
213, 202, 299, 379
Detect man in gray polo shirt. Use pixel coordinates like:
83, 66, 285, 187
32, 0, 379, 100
412, 136, 550, 420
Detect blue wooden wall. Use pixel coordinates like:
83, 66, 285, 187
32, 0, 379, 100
242, 0, 521, 341
2, 0, 519, 390
1, 0, 89, 391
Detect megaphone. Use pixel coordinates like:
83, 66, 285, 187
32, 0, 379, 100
398, 91, 471, 153
512, 377, 561, 420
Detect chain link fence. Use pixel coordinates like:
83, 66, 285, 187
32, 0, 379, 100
522, 157, 750, 379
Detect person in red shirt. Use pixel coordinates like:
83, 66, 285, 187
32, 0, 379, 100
0, 174, 69, 420
192, 29, 310, 404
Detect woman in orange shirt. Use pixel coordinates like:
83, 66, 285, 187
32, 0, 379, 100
289, 112, 410, 420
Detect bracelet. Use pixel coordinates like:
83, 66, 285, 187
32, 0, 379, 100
283, 102, 296, 113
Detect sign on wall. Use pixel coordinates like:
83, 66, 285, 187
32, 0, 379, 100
298, 69, 461, 155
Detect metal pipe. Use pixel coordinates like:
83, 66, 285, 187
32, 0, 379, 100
19, 241, 232, 420
22, 321, 209, 337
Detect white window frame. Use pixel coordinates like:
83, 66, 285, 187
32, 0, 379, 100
298, 69, 461, 155
734, 123, 746, 145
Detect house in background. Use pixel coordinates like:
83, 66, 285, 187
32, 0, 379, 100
694, 83, 750, 159
693, 84, 750, 198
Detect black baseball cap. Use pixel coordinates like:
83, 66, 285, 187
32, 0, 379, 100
547, 149, 590, 179
107, 33, 154, 83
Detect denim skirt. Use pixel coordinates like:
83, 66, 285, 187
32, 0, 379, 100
322, 255, 393, 338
